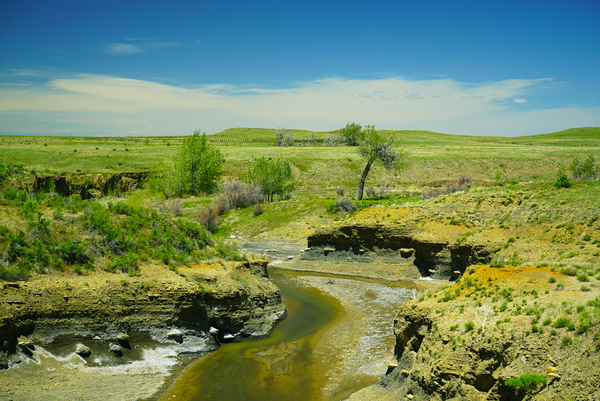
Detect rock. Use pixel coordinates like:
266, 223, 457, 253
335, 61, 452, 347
116, 332, 130, 348
387, 359, 399, 368
401, 370, 410, 376
547, 366, 557, 373
8, 354, 22, 365
548, 372, 561, 379
209, 327, 219, 335
167, 328, 183, 343
222, 333, 235, 342
400, 248, 415, 257
407, 395, 414, 400
323, 247, 335, 255
108, 343, 124, 356
17, 336, 35, 351
547, 355, 558, 365
75, 344, 92, 358
287, 256, 294, 260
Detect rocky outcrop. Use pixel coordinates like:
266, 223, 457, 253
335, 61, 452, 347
303, 224, 494, 280
0, 260, 286, 369
349, 265, 600, 401
33, 172, 150, 199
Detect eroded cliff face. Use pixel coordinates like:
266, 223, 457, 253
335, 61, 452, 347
0, 260, 286, 369
5, 172, 150, 199
348, 265, 600, 401
304, 223, 494, 280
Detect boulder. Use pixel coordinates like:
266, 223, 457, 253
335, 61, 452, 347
75, 344, 92, 358
108, 343, 124, 357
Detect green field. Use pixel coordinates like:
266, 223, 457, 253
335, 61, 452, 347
1, 126, 599, 280
2, 127, 599, 184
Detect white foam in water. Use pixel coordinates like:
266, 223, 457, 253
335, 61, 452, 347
83, 345, 180, 376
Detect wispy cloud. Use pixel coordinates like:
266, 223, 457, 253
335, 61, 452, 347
513, 98, 527, 103
104, 43, 144, 54
0, 73, 598, 136
104, 40, 184, 55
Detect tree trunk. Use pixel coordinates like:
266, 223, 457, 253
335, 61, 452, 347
356, 161, 372, 200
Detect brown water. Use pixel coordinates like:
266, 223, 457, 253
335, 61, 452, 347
160, 269, 341, 401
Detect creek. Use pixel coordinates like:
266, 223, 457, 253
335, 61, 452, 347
161, 268, 413, 401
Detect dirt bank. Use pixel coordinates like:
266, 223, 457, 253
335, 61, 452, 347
348, 264, 600, 401
0, 260, 286, 401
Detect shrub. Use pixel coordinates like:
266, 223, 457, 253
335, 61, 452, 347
554, 168, 572, 189
577, 273, 589, 282
335, 197, 358, 213
109, 253, 140, 276
548, 277, 556, 283
561, 336, 573, 348
571, 155, 598, 181
244, 157, 296, 202
465, 321, 475, 331
217, 180, 264, 210
57, 240, 92, 266
252, 203, 264, 217
561, 266, 577, 276
167, 199, 183, 217
505, 374, 546, 391
553, 317, 572, 328
199, 206, 220, 233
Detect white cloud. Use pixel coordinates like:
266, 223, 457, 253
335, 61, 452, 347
0, 74, 597, 136
513, 98, 527, 103
104, 41, 183, 55
104, 43, 143, 54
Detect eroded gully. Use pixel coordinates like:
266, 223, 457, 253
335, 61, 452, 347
159, 268, 414, 401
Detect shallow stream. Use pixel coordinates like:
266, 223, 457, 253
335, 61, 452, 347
160, 268, 412, 401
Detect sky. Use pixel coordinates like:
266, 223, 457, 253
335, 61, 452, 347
0, 0, 599, 137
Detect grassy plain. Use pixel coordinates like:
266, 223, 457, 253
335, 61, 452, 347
0, 127, 599, 274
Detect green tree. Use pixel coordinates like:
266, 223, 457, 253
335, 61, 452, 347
150, 131, 223, 198
340, 122, 363, 146
355, 125, 407, 200
245, 157, 296, 202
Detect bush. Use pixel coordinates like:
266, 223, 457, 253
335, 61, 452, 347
554, 168, 572, 189
561, 266, 577, 276
505, 374, 547, 391
199, 206, 220, 233
217, 180, 263, 210
252, 203, 264, 217
57, 240, 92, 266
465, 321, 475, 331
244, 157, 296, 202
422, 175, 473, 199
553, 316, 572, 328
577, 273, 590, 282
571, 155, 598, 181
334, 197, 358, 213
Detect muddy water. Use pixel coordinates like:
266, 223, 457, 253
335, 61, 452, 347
161, 269, 411, 401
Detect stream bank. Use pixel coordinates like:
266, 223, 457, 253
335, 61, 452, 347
0, 260, 286, 400
158, 268, 413, 401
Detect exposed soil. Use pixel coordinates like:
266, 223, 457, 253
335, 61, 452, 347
0, 261, 286, 401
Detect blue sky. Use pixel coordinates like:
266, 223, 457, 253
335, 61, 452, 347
1, 0, 599, 136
